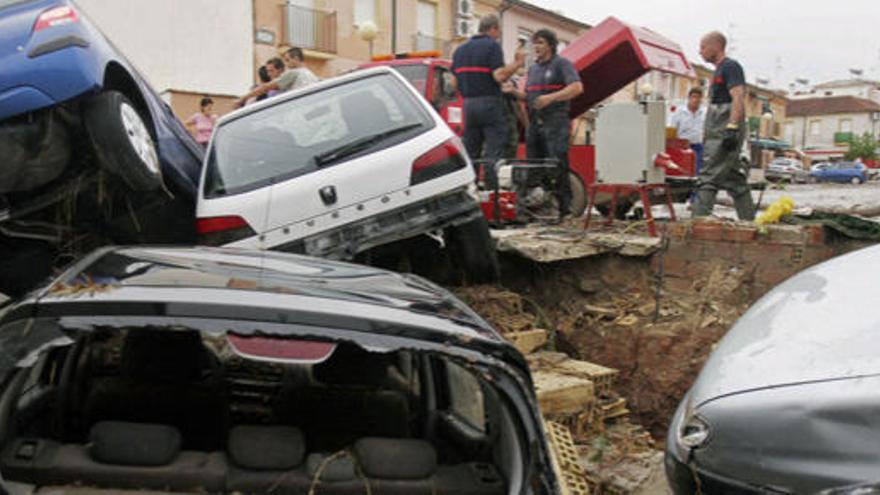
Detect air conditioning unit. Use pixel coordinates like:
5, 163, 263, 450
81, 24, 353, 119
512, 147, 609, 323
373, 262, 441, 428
456, 0, 472, 17
455, 18, 475, 38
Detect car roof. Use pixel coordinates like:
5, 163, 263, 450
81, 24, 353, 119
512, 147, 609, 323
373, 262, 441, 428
11, 246, 507, 348
215, 66, 410, 128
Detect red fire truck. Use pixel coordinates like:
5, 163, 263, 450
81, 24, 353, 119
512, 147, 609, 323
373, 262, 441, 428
360, 17, 697, 219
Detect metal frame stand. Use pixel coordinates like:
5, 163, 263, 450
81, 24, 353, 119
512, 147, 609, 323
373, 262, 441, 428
584, 183, 676, 237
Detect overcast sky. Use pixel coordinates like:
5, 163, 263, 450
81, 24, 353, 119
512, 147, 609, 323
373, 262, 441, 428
540, 0, 880, 91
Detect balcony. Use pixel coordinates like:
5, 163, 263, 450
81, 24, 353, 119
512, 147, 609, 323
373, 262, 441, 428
412, 33, 450, 56
284, 4, 337, 54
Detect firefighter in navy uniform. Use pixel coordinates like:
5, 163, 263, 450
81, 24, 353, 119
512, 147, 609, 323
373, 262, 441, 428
692, 31, 755, 220
523, 29, 582, 220
451, 14, 525, 186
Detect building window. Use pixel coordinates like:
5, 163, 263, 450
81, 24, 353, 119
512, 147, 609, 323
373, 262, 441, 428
354, 0, 376, 26
416, 1, 436, 37
839, 119, 852, 133
784, 122, 794, 140
517, 28, 533, 67
810, 120, 821, 136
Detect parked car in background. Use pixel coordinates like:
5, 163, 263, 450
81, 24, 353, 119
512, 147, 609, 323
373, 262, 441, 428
666, 244, 880, 493
0, 0, 204, 295
0, 246, 561, 493
765, 157, 809, 183
197, 66, 499, 282
809, 161, 867, 184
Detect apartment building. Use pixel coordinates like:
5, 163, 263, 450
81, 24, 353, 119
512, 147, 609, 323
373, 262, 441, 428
785, 96, 880, 155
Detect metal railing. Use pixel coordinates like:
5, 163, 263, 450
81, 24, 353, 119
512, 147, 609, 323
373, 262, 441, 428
412, 33, 450, 56
284, 4, 337, 54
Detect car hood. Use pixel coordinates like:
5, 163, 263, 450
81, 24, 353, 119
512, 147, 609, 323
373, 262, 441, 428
690, 244, 880, 407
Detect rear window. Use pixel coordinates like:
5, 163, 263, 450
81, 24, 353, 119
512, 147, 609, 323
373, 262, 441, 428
390, 64, 430, 94
204, 73, 434, 198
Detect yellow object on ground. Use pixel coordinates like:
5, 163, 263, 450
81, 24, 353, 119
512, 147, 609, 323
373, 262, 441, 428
756, 196, 795, 225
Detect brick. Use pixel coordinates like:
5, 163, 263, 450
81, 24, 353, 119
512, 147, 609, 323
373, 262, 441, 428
700, 241, 744, 263
804, 225, 826, 246
653, 253, 689, 277
667, 222, 691, 240
723, 224, 758, 243
763, 225, 806, 246
662, 275, 694, 292
691, 221, 725, 242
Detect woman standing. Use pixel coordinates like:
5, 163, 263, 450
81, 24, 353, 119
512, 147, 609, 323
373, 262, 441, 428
187, 97, 218, 148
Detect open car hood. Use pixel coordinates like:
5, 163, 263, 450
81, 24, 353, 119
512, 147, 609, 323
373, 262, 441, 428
560, 16, 696, 118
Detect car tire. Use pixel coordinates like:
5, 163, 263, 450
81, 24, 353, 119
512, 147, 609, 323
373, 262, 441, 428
445, 216, 500, 284
569, 172, 587, 217
852, 177, 862, 185
84, 90, 162, 191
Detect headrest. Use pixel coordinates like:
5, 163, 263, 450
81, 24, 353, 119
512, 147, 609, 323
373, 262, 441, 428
354, 438, 437, 480
121, 329, 210, 382
228, 426, 306, 470
312, 344, 392, 387
89, 421, 180, 466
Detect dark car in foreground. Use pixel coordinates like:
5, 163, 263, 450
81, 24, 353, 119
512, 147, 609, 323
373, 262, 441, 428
0, 0, 203, 295
0, 246, 559, 494
666, 244, 880, 493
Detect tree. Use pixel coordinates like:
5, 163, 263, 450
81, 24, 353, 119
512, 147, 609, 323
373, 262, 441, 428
845, 132, 879, 161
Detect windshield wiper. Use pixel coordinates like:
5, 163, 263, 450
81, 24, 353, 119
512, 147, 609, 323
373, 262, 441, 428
314, 123, 422, 166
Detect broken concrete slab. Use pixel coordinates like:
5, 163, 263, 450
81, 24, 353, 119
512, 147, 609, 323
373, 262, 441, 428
492, 227, 661, 263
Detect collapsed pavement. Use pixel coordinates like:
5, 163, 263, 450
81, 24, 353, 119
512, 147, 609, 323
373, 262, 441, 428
458, 217, 875, 493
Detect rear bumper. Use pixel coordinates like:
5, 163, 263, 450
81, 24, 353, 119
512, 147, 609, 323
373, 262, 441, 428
273, 189, 483, 259
0, 44, 100, 120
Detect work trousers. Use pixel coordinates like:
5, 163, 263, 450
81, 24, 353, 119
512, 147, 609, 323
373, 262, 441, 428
526, 110, 572, 215
692, 103, 755, 220
463, 96, 508, 188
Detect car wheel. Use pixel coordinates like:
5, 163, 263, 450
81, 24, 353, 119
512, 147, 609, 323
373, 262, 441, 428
445, 216, 500, 284
84, 90, 162, 191
851, 176, 862, 185
568, 172, 587, 217
808, 176, 818, 184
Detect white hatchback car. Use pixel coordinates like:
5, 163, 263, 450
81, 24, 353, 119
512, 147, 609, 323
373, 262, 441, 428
196, 67, 498, 281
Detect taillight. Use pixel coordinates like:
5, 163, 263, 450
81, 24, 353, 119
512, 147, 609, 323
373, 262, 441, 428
196, 216, 256, 246
410, 137, 468, 185
33, 6, 79, 32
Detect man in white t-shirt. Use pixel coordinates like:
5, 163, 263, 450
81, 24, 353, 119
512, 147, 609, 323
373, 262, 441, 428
671, 87, 707, 173
278, 47, 319, 91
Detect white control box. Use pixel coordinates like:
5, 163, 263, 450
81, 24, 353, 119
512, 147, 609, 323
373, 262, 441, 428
595, 101, 666, 184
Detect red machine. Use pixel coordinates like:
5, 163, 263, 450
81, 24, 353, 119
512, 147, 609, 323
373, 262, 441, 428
360, 17, 697, 222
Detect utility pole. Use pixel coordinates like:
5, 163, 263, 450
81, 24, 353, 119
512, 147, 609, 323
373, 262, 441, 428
391, 0, 397, 54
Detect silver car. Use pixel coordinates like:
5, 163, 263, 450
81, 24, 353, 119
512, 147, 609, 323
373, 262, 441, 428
666, 244, 880, 493
765, 157, 809, 183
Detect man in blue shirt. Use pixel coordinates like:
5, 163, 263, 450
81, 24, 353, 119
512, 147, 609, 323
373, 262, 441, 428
451, 14, 525, 186
522, 29, 582, 220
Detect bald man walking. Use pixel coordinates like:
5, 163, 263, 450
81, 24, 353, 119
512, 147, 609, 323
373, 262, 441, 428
692, 31, 755, 220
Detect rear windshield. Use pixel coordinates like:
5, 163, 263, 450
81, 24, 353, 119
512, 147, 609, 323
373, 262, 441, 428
390, 64, 430, 94
204, 73, 433, 198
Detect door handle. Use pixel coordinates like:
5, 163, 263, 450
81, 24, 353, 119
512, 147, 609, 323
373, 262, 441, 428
319, 185, 337, 206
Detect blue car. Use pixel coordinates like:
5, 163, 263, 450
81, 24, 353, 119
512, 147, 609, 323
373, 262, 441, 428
809, 161, 867, 184
0, 0, 203, 294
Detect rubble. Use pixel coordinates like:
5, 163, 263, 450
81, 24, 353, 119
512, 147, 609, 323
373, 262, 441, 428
491, 228, 660, 263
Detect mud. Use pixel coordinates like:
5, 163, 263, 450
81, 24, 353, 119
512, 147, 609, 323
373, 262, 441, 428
491, 252, 753, 439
